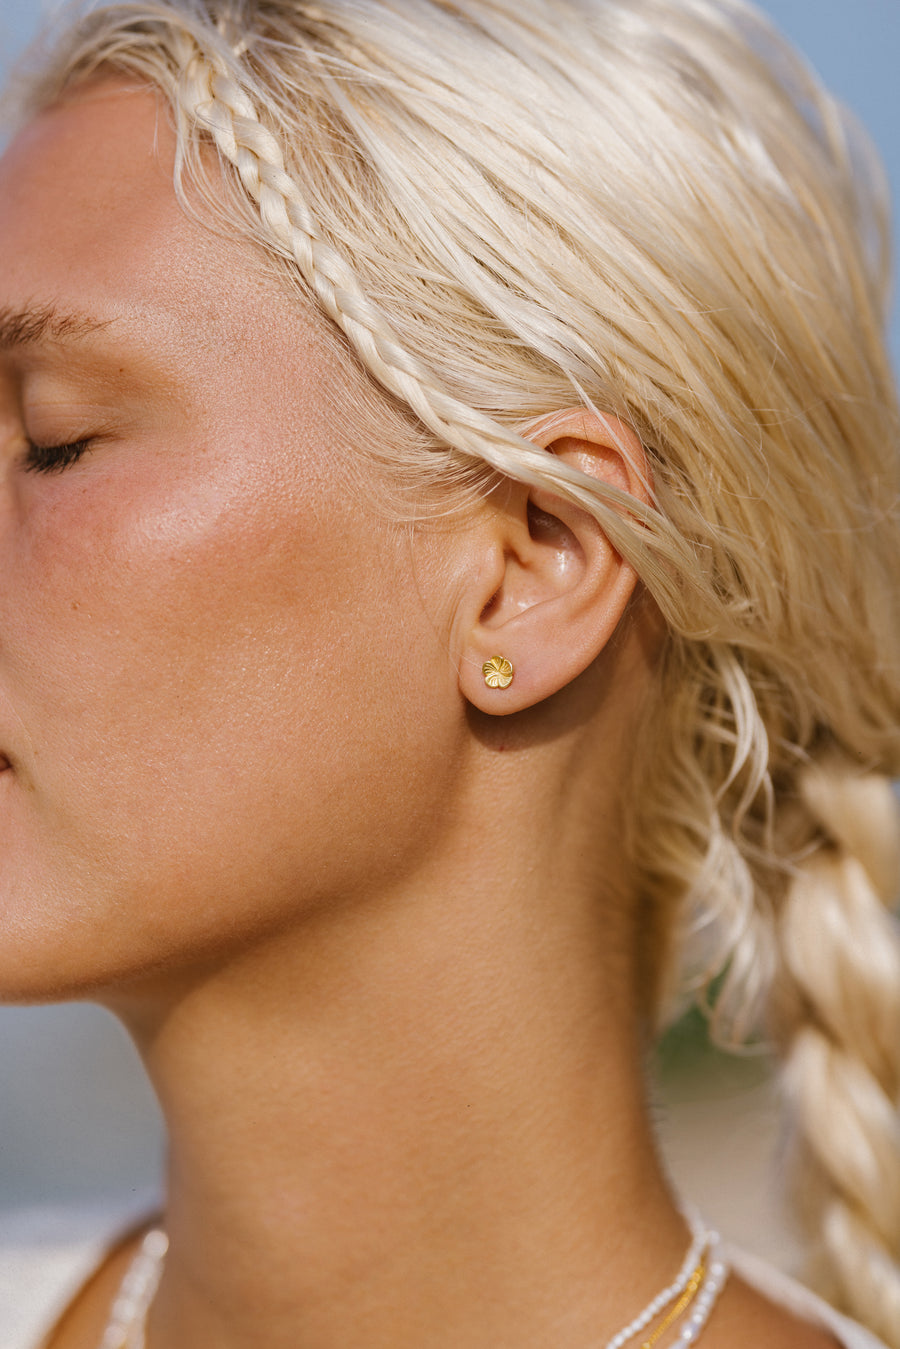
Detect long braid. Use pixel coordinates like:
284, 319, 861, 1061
776, 766, 900, 1344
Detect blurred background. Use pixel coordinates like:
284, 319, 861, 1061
0, 0, 898, 1269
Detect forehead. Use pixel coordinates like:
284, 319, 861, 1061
0, 79, 274, 354
0, 75, 364, 439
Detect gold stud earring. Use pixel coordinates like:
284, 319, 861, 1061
482, 655, 514, 689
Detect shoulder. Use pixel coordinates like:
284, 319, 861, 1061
728, 1245, 889, 1349
0, 1196, 157, 1349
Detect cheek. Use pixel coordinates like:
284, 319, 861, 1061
11, 459, 345, 762
0, 450, 457, 986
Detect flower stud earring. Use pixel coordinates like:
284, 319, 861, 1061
482, 655, 514, 689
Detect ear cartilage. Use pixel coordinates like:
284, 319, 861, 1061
482, 656, 514, 689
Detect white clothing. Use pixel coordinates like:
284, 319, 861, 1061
0, 1200, 889, 1349
0, 1197, 156, 1349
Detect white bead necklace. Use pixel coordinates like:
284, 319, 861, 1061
98, 1217, 728, 1349
602, 1210, 711, 1349
98, 1228, 168, 1349
665, 1245, 729, 1347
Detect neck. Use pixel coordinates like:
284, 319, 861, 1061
112, 722, 687, 1349
117, 911, 684, 1345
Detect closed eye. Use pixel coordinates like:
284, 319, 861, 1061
23, 440, 93, 474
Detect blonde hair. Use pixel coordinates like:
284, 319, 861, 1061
14, 0, 900, 1338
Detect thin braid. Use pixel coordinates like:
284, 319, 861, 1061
777, 767, 900, 1347
180, 54, 611, 493
170, 36, 713, 599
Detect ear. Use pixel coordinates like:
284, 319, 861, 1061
455, 411, 650, 715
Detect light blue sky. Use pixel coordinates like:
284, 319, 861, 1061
1, 0, 898, 359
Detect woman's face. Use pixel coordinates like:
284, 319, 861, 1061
0, 80, 466, 1001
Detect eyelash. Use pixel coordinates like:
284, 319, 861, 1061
23, 440, 93, 475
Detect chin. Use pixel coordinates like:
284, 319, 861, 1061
0, 888, 183, 1008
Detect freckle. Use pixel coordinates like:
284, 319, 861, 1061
71, 601, 80, 611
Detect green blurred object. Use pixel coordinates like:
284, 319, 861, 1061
655, 1002, 773, 1102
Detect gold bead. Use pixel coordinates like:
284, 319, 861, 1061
482, 655, 514, 689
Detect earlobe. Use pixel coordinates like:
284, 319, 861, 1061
456, 411, 650, 716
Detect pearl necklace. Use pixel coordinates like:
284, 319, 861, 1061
665, 1244, 729, 1347
603, 1211, 711, 1349
98, 1229, 168, 1349
99, 1218, 729, 1349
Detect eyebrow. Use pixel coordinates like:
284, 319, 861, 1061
0, 303, 113, 350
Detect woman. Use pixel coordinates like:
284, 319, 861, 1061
0, 0, 898, 1346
